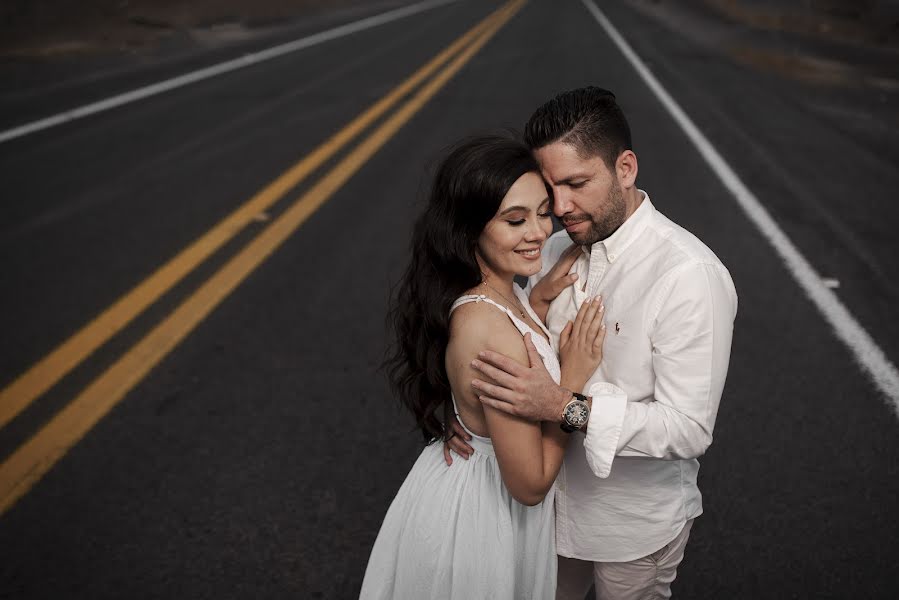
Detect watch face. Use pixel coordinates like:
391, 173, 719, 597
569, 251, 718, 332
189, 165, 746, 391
565, 401, 589, 427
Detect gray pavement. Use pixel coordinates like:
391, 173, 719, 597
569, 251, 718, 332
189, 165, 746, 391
1, 0, 898, 598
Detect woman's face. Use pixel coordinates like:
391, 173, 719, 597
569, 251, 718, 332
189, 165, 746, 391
477, 171, 553, 280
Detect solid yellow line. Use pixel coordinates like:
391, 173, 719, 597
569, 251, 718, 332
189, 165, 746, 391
0, 0, 525, 516
0, 4, 506, 432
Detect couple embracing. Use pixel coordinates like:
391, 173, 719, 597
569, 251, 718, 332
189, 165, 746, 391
360, 87, 738, 599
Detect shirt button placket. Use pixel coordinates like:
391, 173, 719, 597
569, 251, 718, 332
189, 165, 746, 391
587, 248, 607, 298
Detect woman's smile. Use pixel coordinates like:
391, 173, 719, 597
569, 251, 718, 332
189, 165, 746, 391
515, 247, 542, 260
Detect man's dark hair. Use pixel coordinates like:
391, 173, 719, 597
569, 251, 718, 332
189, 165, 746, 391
524, 86, 632, 169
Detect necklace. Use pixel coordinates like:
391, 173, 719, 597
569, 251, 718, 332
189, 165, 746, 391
482, 280, 527, 320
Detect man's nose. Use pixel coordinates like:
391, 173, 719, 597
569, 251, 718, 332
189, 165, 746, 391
552, 187, 573, 217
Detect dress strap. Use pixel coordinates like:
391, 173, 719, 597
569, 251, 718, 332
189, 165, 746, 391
449, 294, 515, 318
449, 394, 493, 451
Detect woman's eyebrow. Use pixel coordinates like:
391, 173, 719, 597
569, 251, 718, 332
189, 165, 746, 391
499, 198, 551, 215
498, 205, 529, 215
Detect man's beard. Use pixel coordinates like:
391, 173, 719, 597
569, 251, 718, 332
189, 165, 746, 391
563, 183, 627, 246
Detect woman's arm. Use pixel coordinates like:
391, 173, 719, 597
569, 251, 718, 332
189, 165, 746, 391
449, 300, 605, 506
477, 326, 565, 506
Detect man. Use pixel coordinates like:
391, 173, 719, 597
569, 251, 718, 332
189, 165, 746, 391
446, 87, 738, 599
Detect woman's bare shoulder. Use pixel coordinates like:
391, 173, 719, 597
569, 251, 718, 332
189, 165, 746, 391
448, 301, 527, 361
445, 301, 529, 429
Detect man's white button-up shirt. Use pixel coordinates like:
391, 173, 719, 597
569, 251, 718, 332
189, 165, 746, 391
530, 191, 738, 562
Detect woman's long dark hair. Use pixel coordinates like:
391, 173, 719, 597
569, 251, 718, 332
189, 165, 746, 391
384, 135, 540, 444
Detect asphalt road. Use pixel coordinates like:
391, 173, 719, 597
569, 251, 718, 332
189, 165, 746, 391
1, 0, 898, 598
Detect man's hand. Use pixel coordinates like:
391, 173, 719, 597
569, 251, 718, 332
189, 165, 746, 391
529, 244, 581, 322
443, 415, 473, 466
471, 333, 571, 422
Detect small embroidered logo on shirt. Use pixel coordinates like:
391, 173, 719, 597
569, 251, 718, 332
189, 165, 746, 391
615, 322, 620, 335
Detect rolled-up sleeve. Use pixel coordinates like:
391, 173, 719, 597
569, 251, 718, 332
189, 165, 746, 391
583, 382, 628, 478
582, 262, 737, 477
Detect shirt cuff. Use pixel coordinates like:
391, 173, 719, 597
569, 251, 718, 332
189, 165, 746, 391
583, 382, 627, 478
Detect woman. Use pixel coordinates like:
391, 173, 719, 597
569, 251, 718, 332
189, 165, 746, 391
360, 135, 606, 599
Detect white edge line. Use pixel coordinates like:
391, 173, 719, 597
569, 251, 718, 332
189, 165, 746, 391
579, 0, 899, 413
0, 0, 459, 145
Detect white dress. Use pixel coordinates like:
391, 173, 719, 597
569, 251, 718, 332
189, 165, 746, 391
360, 289, 562, 600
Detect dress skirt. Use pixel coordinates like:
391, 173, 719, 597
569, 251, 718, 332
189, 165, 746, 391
359, 435, 556, 599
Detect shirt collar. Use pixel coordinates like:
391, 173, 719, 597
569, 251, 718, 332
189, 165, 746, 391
581, 190, 653, 263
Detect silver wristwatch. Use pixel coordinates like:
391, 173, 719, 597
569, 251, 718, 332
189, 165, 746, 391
560, 392, 590, 433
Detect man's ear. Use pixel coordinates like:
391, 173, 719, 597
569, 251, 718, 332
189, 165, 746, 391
616, 150, 638, 189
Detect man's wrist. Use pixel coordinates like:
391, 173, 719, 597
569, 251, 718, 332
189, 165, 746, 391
552, 386, 572, 423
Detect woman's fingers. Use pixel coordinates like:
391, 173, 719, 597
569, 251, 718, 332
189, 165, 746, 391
550, 272, 579, 299
584, 299, 605, 345
550, 246, 581, 290
592, 322, 607, 354
543, 244, 582, 294
529, 246, 582, 320
585, 296, 602, 327
571, 295, 591, 339
573, 295, 601, 341
556, 244, 582, 273
545, 244, 578, 278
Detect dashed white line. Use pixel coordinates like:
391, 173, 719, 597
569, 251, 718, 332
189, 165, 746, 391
0, 0, 459, 145
580, 0, 899, 413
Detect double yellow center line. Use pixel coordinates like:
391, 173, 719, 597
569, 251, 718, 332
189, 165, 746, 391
0, 0, 525, 515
